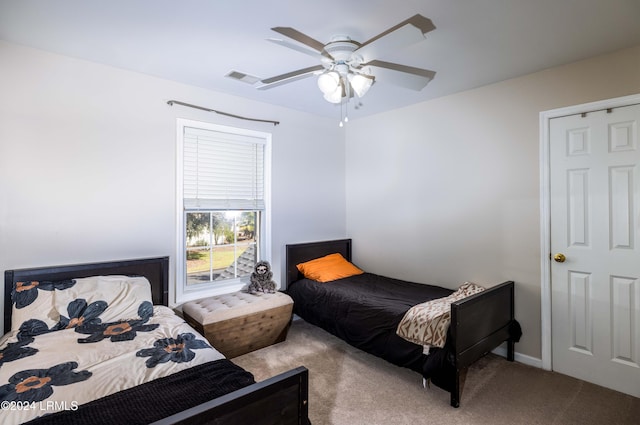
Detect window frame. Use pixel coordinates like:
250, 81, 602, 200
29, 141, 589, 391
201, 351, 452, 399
175, 118, 271, 304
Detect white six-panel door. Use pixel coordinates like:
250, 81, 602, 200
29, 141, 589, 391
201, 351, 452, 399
550, 104, 640, 397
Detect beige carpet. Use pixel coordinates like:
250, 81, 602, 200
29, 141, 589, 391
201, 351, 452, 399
233, 318, 640, 425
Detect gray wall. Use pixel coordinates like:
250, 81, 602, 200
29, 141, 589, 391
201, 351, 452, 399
345, 44, 640, 361
3, 39, 640, 363
0, 41, 347, 330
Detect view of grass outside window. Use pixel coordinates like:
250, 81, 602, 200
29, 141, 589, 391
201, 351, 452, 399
186, 211, 258, 285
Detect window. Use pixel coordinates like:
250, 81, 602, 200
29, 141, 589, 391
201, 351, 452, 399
176, 119, 271, 303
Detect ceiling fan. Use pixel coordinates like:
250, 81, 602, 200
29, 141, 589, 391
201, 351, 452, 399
256, 14, 436, 107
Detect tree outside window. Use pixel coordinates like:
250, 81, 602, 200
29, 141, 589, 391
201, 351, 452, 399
185, 211, 258, 285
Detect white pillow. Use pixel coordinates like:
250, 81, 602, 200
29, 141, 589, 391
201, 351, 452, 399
54, 275, 154, 326
11, 279, 74, 332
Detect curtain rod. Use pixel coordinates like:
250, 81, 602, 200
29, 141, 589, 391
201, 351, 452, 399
167, 100, 280, 126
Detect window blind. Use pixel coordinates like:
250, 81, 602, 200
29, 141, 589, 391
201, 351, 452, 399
183, 126, 265, 210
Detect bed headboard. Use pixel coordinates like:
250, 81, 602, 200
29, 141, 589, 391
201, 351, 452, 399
4, 256, 169, 334
285, 239, 352, 287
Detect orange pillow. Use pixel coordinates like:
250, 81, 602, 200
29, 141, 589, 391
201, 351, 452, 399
296, 253, 364, 282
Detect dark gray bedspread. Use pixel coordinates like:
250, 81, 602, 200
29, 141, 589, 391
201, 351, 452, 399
287, 272, 454, 375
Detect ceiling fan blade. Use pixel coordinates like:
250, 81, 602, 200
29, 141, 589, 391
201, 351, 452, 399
356, 14, 435, 63
267, 38, 325, 59
256, 65, 324, 90
271, 27, 326, 53
364, 60, 436, 91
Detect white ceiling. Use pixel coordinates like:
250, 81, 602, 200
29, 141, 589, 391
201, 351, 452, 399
2, 0, 640, 119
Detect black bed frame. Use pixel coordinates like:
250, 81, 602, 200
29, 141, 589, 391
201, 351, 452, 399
4, 257, 310, 425
286, 239, 516, 408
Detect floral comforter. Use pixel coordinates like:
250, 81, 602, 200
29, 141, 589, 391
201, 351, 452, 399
0, 276, 226, 425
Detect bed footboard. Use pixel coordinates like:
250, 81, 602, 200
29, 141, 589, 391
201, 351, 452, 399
151, 366, 310, 425
448, 280, 515, 407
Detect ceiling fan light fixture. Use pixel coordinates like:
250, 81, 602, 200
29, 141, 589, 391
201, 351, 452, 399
323, 85, 343, 103
349, 73, 374, 98
317, 71, 341, 95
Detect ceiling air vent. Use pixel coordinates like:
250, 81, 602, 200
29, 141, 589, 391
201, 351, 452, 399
225, 70, 261, 85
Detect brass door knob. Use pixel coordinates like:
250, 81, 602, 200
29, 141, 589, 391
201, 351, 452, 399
553, 253, 566, 263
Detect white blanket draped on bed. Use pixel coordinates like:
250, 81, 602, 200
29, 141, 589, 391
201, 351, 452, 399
396, 282, 485, 352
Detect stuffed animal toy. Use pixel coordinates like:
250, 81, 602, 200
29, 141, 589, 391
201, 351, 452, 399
248, 260, 276, 294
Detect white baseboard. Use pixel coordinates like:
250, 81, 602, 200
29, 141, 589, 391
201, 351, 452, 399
492, 345, 542, 369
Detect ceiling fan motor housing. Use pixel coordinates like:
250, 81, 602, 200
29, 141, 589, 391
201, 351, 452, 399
324, 36, 363, 69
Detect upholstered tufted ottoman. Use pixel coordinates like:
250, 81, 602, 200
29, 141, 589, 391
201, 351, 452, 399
182, 291, 294, 358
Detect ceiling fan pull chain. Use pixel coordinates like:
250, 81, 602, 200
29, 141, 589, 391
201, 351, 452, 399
344, 100, 349, 124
